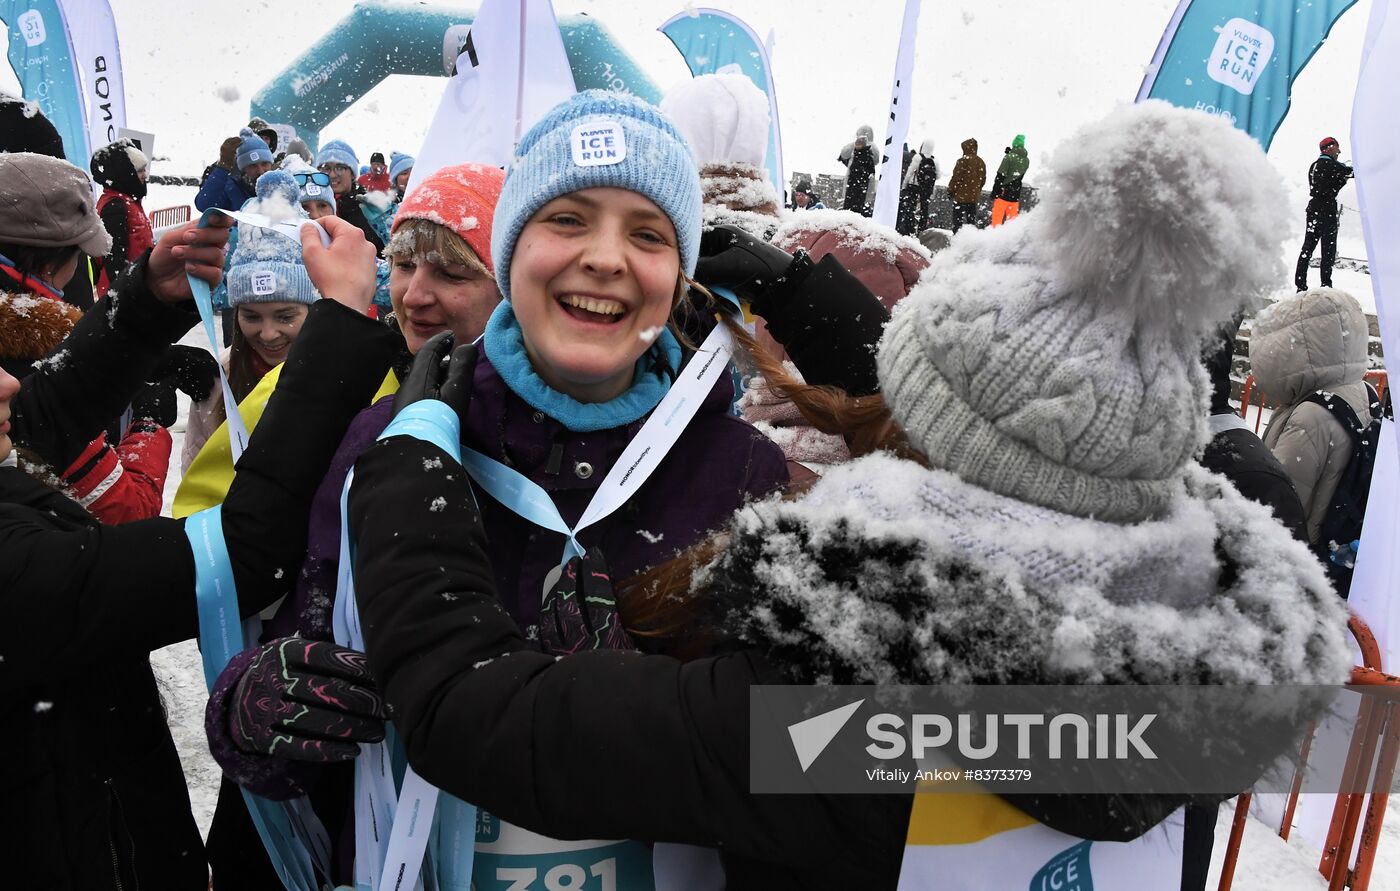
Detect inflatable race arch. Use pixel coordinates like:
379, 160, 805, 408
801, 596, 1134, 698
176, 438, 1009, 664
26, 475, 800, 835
251, 0, 659, 150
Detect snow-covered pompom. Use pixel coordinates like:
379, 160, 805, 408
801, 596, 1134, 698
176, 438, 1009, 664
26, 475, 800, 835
661, 72, 770, 169
1032, 100, 1289, 340
250, 170, 302, 222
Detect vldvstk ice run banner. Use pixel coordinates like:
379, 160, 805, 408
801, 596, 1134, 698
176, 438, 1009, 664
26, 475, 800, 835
658, 8, 786, 199
2, 0, 89, 164
897, 790, 1184, 889
1137, 0, 1359, 149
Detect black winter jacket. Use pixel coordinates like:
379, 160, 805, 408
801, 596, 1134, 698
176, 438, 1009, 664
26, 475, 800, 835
1, 262, 397, 890
1201, 421, 1309, 543
352, 436, 913, 889
1306, 155, 1353, 211
337, 186, 386, 253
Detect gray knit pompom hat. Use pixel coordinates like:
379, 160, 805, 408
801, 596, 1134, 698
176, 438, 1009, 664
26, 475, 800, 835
877, 101, 1290, 523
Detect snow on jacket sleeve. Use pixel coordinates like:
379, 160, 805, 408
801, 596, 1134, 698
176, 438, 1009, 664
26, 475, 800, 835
351, 436, 908, 876
0, 300, 398, 687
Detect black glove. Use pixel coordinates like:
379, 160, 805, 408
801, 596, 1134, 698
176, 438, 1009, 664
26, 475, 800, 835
694, 224, 814, 319
230, 637, 386, 762
391, 330, 478, 421
153, 344, 220, 402
131, 380, 177, 428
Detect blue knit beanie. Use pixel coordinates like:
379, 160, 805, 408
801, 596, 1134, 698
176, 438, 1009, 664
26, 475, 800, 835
235, 127, 273, 171
389, 151, 415, 183
491, 90, 702, 300
226, 172, 318, 307
316, 138, 359, 172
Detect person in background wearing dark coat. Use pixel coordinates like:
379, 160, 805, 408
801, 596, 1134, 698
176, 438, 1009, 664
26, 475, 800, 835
204, 93, 791, 889
90, 139, 154, 296
317, 138, 386, 252
1295, 136, 1353, 291
790, 176, 825, 210
947, 137, 986, 233
1180, 322, 1310, 891
246, 116, 278, 156
897, 138, 938, 235
837, 124, 878, 216
195, 128, 273, 213
990, 134, 1030, 227
0, 147, 395, 890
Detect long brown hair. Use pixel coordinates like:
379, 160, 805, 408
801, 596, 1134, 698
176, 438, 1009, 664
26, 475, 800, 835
616, 315, 925, 658
208, 320, 272, 425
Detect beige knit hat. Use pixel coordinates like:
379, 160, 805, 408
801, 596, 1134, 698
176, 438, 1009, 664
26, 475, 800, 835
877, 101, 1289, 523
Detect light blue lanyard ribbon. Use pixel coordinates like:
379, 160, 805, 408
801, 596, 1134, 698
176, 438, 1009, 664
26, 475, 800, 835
459, 289, 743, 569
335, 400, 476, 891
186, 506, 333, 890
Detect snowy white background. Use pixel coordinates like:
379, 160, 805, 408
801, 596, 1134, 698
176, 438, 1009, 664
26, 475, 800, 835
6, 0, 1395, 886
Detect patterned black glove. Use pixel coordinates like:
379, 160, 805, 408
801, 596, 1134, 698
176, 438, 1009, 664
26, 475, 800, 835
229, 637, 386, 762
540, 547, 637, 656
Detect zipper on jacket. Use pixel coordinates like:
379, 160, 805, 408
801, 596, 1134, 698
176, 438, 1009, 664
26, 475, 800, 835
104, 779, 140, 891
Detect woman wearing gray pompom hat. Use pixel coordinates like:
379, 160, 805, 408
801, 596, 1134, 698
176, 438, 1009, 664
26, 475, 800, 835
346, 102, 1352, 888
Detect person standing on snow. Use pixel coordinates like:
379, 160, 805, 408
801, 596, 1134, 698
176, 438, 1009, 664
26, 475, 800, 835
183, 171, 322, 472
0, 152, 217, 525
90, 138, 154, 296
203, 94, 790, 889
947, 137, 986, 232
897, 138, 938, 235
990, 133, 1030, 226
1, 150, 397, 890
195, 128, 273, 213
838, 124, 878, 215
317, 138, 386, 252
1250, 288, 1379, 583
344, 102, 1350, 889
1294, 136, 1353, 291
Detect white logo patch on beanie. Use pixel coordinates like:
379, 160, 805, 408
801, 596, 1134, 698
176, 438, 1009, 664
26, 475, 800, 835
571, 121, 626, 167
251, 271, 277, 296
305, 184, 323, 196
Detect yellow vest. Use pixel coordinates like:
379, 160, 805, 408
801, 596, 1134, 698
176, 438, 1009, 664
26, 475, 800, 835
173, 365, 398, 518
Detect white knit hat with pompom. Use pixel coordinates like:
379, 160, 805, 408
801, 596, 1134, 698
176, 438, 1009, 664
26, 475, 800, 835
877, 100, 1290, 523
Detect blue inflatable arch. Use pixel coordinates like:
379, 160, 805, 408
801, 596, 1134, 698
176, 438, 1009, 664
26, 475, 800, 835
251, 0, 660, 150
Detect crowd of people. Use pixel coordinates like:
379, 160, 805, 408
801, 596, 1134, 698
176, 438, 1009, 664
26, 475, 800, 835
0, 76, 1375, 891
802, 125, 1031, 238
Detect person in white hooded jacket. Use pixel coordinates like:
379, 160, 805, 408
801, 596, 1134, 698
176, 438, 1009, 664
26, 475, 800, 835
1249, 287, 1379, 553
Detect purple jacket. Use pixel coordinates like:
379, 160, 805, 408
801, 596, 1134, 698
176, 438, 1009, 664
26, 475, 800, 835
208, 346, 788, 797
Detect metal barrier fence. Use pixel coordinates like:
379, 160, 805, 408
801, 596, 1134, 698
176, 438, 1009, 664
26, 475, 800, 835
149, 205, 192, 229
1217, 615, 1400, 891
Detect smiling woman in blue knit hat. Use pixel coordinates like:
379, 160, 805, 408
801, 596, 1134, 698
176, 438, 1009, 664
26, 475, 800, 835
202, 91, 789, 889
183, 169, 319, 471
